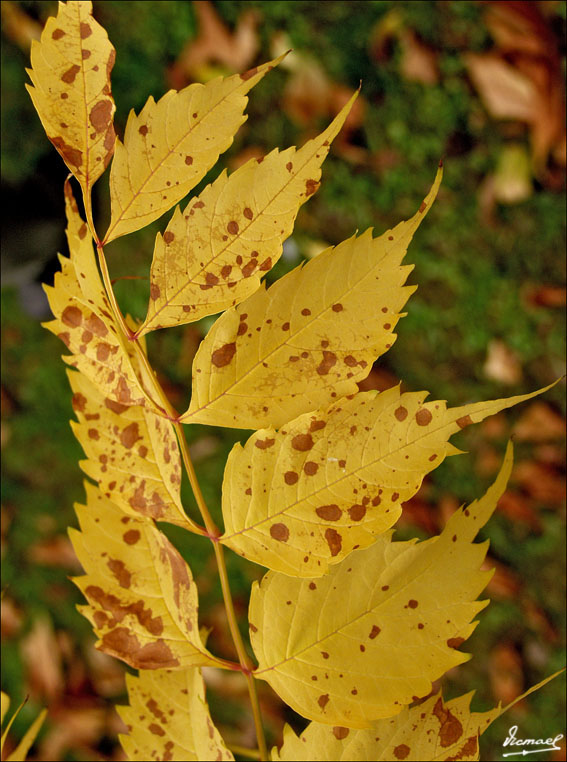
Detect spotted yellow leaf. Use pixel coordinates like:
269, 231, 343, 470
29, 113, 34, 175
104, 55, 286, 243
249, 444, 513, 727
26, 0, 115, 196
118, 667, 234, 761
221, 385, 550, 576
70, 482, 221, 671
137, 93, 358, 336
273, 673, 565, 761
43, 180, 160, 412
181, 167, 442, 429
68, 369, 202, 531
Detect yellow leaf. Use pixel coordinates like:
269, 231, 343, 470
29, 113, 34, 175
138, 93, 357, 335
221, 385, 551, 576
118, 667, 234, 761
104, 55, 286, 243
273, 674, 565, 761
70, 482, 220, 670
1, 694, 46, 762
68, 369, 201, 531
181, 166, 442, 429
26, 0, 115, 196
249, 444, 513, 727
43, 180, 160, 412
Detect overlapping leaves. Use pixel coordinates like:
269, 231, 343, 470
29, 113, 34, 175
183, 167, 442, 429
221, 387, 547, 576
249, 446, 512, 727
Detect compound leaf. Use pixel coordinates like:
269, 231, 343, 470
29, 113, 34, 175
221, 386, 550, 576
181, 167, 442, 429
118, 668, 234, 761
70, 482, 220, 671
138, 93, 357, 335
249, 444, 513, 727
43, 180, 160, 412
26, 0, 115, 197
104, 55, 285, 243
68, 369, 202, 532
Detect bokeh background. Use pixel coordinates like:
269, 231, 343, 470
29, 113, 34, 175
1, 1, 566, 760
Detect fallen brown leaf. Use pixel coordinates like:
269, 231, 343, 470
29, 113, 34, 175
399, 29, 439, 85
21, 615, 64, 701
513, 401, 566, 441
484, 339, 523, 384
489, 641, 525, 707
169, 0, 260, 88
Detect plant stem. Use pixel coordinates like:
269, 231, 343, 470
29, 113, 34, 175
94, 231, 269, 758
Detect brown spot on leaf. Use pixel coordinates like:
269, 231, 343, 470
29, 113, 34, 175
317, 351, 337, 375
148, 723, 165, 736
121, 423, 141, 449
348, 504, 366, 521
206, 272, 219, 286
284, 471, 298, 485
310, 420, 326, 432
433, 697, 463, 747
52, 28, 65, 39
249, 623, 258, 633
241, 260, 257, 278
394, 406, 408, 421
332, 303, 343, 312
72, 393, 87, 412
456, 415, 473, 429
237, 322, 248, 336
211, 342, 236, 368
123, 530, 141, 545
270, 523, 289, 542
163, 231, 175, 244
316, 504, 341, 521
408, 599, 418, 608
321, 651, 329, 659
58, 331, 71, 347
392, 492, 399, 502
419, 201, 427, 213
416, 408, 433, 426
185, 155, 193, 165
105, 398, 128, 414
240, 65, 258, 80
259, 257, 272, 271
301, 308, 311, 316
150, 283, 161, 301
108, 558, 131, 588
243, 207, 253, 219
221, 265, 232, 278
96, 342, 111, 361
85, 313, 108, 337
292, 433, 314, 451
318, 694, 329, 709
82, 49, 91, 59
62, 305, 83, 327
306, 179, 319, 196
447, 637, 465, 649
227, 220, 239, 235
61, 64, 80, 83
325, 528, 342, 556
281, 321, 290, 331
80, 22, 92, 38
369, 624, 381, 639
333, 727, 349, 739
304, 461, 318, 476
309, 582, 317, 590
51, 135, 83, 167
344, 355, 358, 367
286, 162, 293, 172
255, 437, 275, 449
394, 744, 411, 760
90, 100, 113, 132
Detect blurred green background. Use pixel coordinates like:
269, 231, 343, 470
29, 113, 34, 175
1, 1, 565, 760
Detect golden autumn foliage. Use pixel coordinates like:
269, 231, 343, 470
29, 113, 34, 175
24, 3, 562, 760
